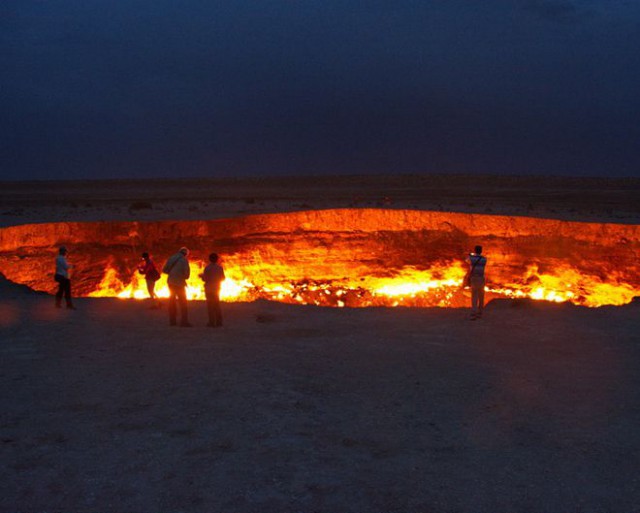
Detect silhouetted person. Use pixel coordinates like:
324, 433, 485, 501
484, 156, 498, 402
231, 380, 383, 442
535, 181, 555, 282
54, 246, 75, 309
138, 252, 161, 308
162, 247, 191, 327
201, 252, 226, 327
467, 245, 487, 320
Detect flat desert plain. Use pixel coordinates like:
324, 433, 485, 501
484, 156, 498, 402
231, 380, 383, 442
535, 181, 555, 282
1, 175, 639, 512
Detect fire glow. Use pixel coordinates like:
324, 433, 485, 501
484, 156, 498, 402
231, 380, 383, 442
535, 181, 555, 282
0, 209, 638, 308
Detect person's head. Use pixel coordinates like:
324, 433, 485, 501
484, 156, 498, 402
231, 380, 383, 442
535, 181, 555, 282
209, 252, 219, 263
141, 252, 149, 260
474, 245, 483, 255
179, 247, 189, 257
59, 246, 67, 256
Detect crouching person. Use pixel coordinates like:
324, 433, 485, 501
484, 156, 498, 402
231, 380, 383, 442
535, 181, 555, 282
163, 247, 191, 327
201, 252, 226, 327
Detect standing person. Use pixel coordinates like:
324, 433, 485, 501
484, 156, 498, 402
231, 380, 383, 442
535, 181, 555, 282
54, 246, 76, 310
162, 247, 191, 327
200, 252, 226, 327
138, 252, 161, 308
467, 245, 487, 320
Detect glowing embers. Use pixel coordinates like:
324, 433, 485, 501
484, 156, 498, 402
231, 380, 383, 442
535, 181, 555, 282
1, 210, 639, 307
89, 260, 470, 307
88, 259, 640, 308
490, 264, 639, 307
88, 261, 253, 302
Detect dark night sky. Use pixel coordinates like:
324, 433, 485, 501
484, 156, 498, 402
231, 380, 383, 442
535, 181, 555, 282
1, 0, 639, 180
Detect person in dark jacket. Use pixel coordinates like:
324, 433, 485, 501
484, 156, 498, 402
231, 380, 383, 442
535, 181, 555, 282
138, 252, 161, 308
162, 247, 191, 327
200, 252, 226, 327
54, 246, 76, 309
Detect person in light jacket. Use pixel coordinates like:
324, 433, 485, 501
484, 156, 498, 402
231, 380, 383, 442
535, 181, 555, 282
54, 246, 76, 309
162, 247, 191, 327
467, 245, 487, 320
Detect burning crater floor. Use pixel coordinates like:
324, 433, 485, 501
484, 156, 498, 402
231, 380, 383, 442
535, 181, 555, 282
0, 209, 638, 308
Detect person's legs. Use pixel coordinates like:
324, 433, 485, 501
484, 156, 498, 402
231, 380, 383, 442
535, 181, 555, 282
212, 293, 222, 326
470, 277, 485, 318
205, 288, 222, 326
471, 284, 479, 317
205, 293, 215, 325
168, 286, 178, 325
55, 276, 64, 307
146, 279, 156, 300
177, 287, 190, 326
63, 278, 73, 308
146, 279, 160, 308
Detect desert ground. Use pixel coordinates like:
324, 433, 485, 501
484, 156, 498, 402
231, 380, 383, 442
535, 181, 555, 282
1, 175, 639, 512
1, 174, 639, 226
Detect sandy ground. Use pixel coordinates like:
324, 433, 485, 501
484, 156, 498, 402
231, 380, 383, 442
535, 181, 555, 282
1, 175, 640, 512
1, 286, 639, 512
1, 174, 639, 226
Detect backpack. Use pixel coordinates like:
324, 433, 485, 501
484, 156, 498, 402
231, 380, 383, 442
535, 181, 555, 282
147, 267, 161, 282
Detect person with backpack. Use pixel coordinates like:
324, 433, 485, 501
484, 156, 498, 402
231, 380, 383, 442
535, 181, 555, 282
138, 252, 161, 308
466, 245, 487, 320
200, 252, 226, 327
162, 247, 191, 327
54, 246, 76, 310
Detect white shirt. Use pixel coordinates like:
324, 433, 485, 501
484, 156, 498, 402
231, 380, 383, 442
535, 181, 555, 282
56, 255, 70, 278
467, 254, 487, 277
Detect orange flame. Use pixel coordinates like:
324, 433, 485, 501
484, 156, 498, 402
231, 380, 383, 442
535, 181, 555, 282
89, 261, 254, 302
3, 211, 633, 308
88, 260, 640, 307
489, 264, 639, 307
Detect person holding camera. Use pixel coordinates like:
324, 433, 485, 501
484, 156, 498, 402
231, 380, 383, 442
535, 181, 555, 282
466, 245, 487, 320
54, 246, 76, 310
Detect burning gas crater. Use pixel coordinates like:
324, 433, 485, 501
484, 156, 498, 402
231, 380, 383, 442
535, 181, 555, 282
0, 209, 638, 307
